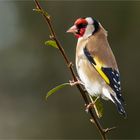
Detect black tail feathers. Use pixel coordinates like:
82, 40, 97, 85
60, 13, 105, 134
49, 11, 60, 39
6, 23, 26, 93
116, 100, 127, 118
111, 95, 127, 118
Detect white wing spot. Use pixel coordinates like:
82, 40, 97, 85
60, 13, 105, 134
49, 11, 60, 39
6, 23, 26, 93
114, 85, 118, 89
113, 78, 117, 83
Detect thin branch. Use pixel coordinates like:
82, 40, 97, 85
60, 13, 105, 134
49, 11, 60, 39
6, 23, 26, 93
33, 1, 115, 139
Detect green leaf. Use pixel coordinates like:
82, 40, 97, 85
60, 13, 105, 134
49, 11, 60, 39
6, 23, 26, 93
44, 40, 58, 49
46, 83, 70, 100
89, 96, 104, 118
33, 8, 49, 17
94, 98, 104, 118
33, 8, 42, 13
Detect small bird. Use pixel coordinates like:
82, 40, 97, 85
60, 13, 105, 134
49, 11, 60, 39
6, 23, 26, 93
67, 17, 126, 117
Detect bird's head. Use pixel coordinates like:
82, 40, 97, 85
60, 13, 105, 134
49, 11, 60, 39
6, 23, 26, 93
67, 17, 99, 39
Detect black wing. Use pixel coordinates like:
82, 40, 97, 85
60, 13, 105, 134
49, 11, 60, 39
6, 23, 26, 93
83, 46, 124, 103
101, 67, 124, 103
83, 47, 96, 65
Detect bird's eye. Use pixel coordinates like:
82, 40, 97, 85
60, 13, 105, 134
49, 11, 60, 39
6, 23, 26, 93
77, 23, 87, 29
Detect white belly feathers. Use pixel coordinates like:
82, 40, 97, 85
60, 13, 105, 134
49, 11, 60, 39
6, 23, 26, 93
75, 37, 110, 99
76, 57, 102, 97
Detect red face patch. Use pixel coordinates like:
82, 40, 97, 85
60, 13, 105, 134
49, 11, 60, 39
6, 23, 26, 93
74, 18, 87, 26
74, 18, 88, 38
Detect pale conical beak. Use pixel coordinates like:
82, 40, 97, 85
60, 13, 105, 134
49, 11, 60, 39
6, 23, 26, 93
66, 25, 77, 33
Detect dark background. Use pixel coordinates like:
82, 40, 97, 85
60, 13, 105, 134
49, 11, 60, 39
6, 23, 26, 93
0, 1, 139, 139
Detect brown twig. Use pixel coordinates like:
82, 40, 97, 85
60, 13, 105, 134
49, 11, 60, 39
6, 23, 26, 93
33, 1, 116, 139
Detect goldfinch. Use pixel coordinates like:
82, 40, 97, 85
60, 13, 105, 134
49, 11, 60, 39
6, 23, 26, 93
67, 17, 126, 117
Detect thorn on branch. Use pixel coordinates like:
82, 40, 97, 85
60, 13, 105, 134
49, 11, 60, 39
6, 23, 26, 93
47, 15, 51, 20
103, 126, 116, 133
68, 62, 73, 68
34, 0, 50, 19
90, 118, 95, 124
49, 35, 55, 40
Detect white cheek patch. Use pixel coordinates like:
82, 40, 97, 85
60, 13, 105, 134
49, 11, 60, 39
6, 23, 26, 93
83, 25, 95, 38
82, 17, 95, 39
85, 17, 94, 25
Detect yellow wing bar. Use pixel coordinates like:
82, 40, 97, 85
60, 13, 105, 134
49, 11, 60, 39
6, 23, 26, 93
93, 57, 110, 84
94, 65, 110, 84
83, 46, 110, 84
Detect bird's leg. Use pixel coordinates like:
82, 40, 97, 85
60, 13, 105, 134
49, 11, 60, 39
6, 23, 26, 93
85, 96, 100, 112
69, 77, 84, 86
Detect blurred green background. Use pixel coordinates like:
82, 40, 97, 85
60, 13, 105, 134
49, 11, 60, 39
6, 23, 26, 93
0, 1, 139, 139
